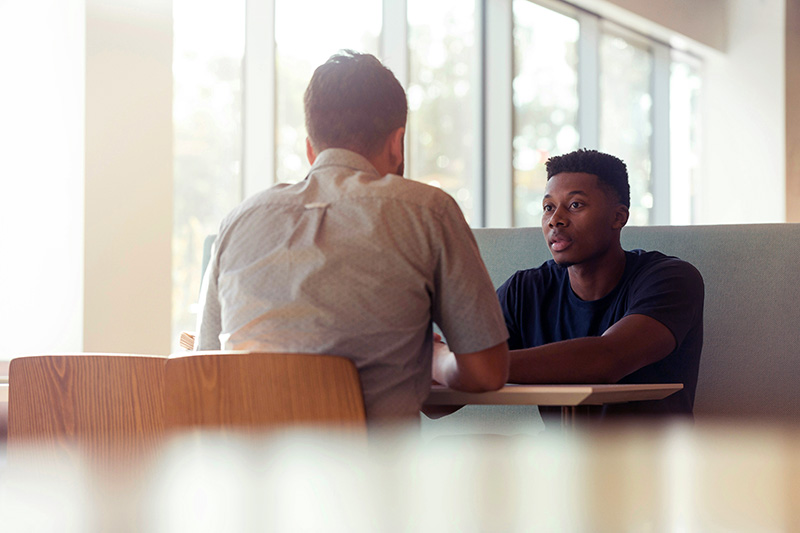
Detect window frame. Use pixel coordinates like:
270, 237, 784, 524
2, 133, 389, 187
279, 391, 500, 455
239, 0, 699, 227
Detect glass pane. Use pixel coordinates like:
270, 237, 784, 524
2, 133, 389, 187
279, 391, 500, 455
512, 0, 579, 227
670, 58, 702, 225
408, 0, 476, 223
173, 0, 245, 350
275, 1, 381, 184
599, 32, 653, 226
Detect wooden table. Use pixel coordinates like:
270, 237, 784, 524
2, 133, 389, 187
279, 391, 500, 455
424, 383, 683, 426
0, 379, 683, 423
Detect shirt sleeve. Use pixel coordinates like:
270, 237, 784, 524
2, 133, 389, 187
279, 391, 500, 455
625, 257, 705, 347
194, 237, 223, 350
429, 195, 509, 354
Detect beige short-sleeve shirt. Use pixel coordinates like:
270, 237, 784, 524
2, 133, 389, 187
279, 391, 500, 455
196, 149, 508, 422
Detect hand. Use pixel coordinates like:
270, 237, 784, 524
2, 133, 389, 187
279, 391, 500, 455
421, 403, 466, 419
432, 333, 453, 361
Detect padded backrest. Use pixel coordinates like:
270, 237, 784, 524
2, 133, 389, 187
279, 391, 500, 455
8, 354, 167, 465
473, 224, 800, 421
165, 352, 367, 435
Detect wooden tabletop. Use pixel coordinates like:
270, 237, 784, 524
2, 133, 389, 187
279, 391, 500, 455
0, 379, 682, 408
424, 383, 683, 406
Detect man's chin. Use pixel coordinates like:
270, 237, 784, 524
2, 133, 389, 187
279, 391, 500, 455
553, 258, 574, 268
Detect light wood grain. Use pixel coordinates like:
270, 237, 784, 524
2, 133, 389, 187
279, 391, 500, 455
165, 352, 366, 436
8, 354, 167, 467
425, 383, 683, 406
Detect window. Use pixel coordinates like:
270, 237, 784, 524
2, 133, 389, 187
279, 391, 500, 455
274, 0, 381, 184
670, 54, 702, 225
512, 0, 579, 227
599, 27, 654, 226
408, 0, 477, 222
172, 0, 704, 345
172, 0, 245, 348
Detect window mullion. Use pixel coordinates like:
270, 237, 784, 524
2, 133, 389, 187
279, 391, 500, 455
243, 0, 276, 194
651, 42, 671, 225
485, 0, 513, 228
381, 0, 408, 88
577, 11, 599, 150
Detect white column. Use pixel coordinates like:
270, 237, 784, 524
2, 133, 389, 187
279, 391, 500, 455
84, 0, 173, 354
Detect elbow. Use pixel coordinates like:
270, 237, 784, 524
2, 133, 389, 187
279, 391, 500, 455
473, 346, 510, 392
470, 371, 507, 392
485, 361, 510, 391
449, 342, 510, 392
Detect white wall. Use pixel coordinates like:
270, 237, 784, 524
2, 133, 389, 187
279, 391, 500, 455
0, 0, 85, 357
699, 0, 786, 224
0, 0, 173, 359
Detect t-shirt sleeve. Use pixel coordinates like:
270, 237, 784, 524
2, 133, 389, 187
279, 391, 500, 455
496, 274, 524, 351
625, 258, 704, 347
430, 196, 509, 354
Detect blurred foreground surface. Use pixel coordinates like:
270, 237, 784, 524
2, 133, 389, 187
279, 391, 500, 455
2, 421, 800, 532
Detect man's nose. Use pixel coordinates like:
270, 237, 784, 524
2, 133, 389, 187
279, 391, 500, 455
549, 206, 568, 227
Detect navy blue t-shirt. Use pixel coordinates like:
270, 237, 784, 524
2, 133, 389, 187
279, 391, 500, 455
497, 250, 704, 419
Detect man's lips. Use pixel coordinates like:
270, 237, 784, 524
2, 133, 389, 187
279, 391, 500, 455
549, 233, 572, 252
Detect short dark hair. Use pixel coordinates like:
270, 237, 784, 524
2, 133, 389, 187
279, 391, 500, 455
304, 50, 407, 159
545, 148, 630, 208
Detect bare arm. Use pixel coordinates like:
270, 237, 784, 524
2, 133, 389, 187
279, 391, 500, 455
433, 339, 509, 392
508, 314, 676, 384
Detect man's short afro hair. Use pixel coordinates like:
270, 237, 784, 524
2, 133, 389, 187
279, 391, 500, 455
545, 148, 630, 208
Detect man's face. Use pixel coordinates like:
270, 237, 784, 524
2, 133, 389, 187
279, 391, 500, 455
541, 171, 628, 268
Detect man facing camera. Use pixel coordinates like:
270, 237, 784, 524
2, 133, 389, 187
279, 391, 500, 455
195, 51, 509, 426
496, 148, 704, 423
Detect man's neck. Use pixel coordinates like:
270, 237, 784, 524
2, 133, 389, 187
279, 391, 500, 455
567, 246, 627, 301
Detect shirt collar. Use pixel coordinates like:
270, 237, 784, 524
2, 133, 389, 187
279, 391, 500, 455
310, 148, 381, 178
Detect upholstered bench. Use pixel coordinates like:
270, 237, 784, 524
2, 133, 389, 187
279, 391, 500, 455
422, 223, 800, 436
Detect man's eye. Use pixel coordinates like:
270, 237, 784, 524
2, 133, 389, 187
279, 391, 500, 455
570, 202, 582, 209
543, 205, 553, 212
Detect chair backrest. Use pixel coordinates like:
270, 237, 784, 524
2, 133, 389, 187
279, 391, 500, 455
164, 351, 367, 435
8, 354, 167, 467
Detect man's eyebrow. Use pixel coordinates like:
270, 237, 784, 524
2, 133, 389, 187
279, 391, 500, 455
543, 190, 588, 199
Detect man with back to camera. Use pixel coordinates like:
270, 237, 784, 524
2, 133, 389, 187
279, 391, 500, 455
194, 50, 509, 426
435, 148, 703, 424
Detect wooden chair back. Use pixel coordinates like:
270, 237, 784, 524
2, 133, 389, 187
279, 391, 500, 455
165, 352, 366, 435
8, 354, 166, 467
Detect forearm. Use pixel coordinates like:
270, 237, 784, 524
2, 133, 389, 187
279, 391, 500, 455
509, 337, 631, 384
509, 314, 678, 384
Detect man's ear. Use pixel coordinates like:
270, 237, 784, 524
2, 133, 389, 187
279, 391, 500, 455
613, 205, 630, 230
306, 137, 317, 165
387, 127, 405, 164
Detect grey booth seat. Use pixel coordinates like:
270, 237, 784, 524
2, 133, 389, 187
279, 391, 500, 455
465, 224, 800, 423
203, 223, 800, 433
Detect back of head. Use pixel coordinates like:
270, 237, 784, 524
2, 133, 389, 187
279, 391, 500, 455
545, 148, 631, 208
304, 50, 407, 159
